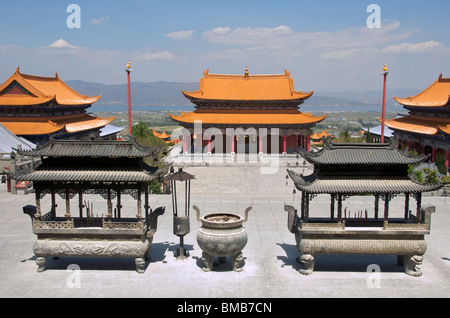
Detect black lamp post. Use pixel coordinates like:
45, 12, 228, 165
165, 167, 195, 260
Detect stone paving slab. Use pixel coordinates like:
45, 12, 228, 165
0, 161, 449, 299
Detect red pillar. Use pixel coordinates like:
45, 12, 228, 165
207, 136, 211, 153
282, 135, 287, 154
432, 147, 436, 162
183, 135, 188, 153
306, 135, 311, 152
196, 134, 202, 153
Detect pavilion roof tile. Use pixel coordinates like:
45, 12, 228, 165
287, 169, 442, 194
17, 137, 160, 158
298, 139, 428, 166
12, 168, 158, 183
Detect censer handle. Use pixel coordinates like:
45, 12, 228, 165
244, 207, 252, 223
193, 205, 201, 222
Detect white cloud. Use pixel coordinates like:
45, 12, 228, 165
91, 16, 110, 25
49, 39, 78, 49
136, 51, 176, 61
203, 25, 292, 46
381, 41, 444, 54
165, 30, 194, 40
204, 27, 231, 37
321, 41, 446, 61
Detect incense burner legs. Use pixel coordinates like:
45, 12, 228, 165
200, 250, 244, 272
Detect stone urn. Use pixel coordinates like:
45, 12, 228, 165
193, 205, 251, 272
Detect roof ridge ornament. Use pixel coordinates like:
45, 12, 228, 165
389, 136, 399, 149
244, 67, 249, 78
322, 136, 334, 149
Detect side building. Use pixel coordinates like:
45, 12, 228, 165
384, 74, 450, 173
0, 67, 115, 143
170, 68, 326, 154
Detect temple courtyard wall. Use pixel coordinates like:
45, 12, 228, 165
0, 155, 449, 298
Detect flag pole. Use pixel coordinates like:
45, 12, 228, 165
126, 62, 133, 135
381, 64, 389, 143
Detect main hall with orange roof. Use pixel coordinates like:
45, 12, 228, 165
170, 68, 326, 154
0, 67, 115, 143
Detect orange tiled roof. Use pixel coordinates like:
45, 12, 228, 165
182, 68, 313, 102
0, 67, 101, 106
0, 114, 114, 135
311, 130, 332, 140
153, 131, 171, 139
393, 74, 450, 107
383, 115, 450, 136
169, 110, 326, 126
0, 95, 54, 106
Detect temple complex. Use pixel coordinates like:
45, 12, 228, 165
0, 67, 114, 142
170, 68, 326, 154
384, 74, 450, 173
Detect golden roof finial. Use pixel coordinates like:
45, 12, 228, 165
126, 61, 131, 69
244, 66, 249, 77
15, 66, 20, 73
383, 64, 388, 72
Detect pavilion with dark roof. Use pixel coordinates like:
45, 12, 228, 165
284, 138, 442, 276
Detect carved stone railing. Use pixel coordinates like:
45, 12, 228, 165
34, 219, 74, 229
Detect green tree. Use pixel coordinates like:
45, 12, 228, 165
365, 130, 372, 143
415, 170, 424, 183
131, 121, 168, 167
423, 167, 439, 184
338, 130, 351, 142
132, 121, 152, 138
435, 153, 447, 175
148, 180, 162, 194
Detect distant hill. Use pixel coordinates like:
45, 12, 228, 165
66, 80, 419, 113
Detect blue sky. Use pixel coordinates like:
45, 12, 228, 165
1, 0, 450, 92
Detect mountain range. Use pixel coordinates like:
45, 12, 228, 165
66, 80, 419, 113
